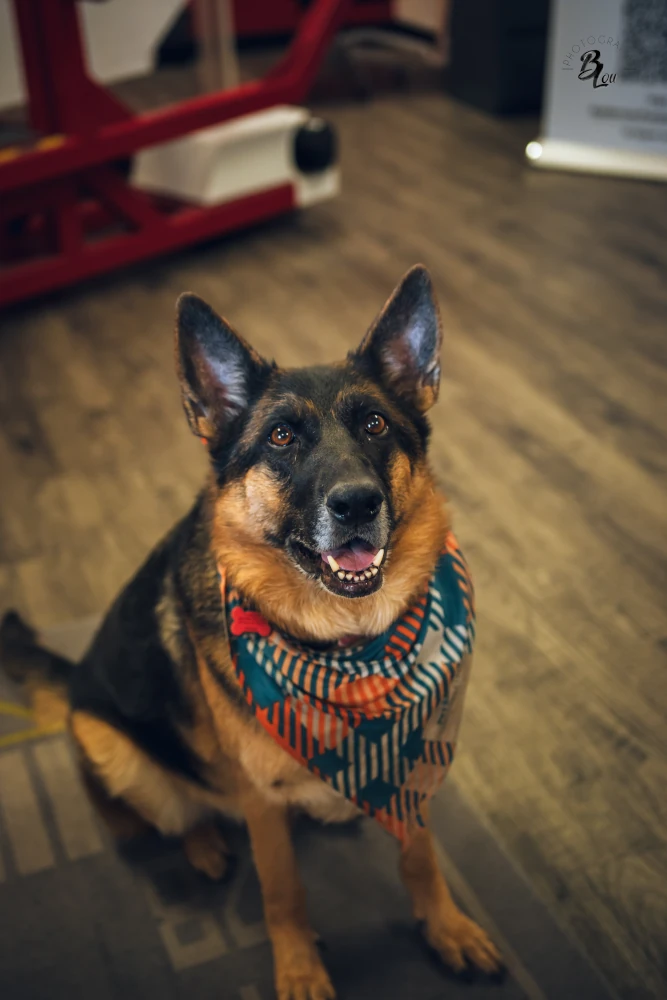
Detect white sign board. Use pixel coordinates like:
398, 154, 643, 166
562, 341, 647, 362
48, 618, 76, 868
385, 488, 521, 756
529, 0, 667, 180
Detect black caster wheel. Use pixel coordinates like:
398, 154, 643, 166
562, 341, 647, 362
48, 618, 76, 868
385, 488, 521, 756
293, 118, 338, 174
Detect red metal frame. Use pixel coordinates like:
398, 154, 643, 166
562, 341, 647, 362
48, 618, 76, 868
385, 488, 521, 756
0, 0, 350, 309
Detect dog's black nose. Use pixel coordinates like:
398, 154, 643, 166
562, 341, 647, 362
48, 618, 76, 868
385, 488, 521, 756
326, 483, 383, 526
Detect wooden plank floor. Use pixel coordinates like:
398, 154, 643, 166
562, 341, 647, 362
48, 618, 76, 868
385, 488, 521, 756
1, 87, 666, 1000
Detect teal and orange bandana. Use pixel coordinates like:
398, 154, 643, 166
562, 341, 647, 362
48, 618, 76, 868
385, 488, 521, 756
222, 532, 475, 843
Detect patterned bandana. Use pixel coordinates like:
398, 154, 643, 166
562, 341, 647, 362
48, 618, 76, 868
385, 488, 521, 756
221, 532, 475, 842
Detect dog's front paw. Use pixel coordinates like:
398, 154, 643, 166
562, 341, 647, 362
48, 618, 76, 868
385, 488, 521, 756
425, 910, 503, 977
275, 945, 336, 1000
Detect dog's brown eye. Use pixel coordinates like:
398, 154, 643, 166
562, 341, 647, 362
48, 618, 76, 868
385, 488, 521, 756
365, 413, 387, 436
270, 424, 294, 447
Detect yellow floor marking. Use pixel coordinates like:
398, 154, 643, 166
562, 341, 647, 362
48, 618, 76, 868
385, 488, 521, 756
0, 723, 65, 750
0, 700, 33, 720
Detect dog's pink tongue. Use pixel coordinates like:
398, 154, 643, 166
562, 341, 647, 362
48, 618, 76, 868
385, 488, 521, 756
322, 541, 378, 572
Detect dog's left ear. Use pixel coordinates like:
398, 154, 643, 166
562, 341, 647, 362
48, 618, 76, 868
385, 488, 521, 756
354, 265, 442, 412
175, 293, 271, 441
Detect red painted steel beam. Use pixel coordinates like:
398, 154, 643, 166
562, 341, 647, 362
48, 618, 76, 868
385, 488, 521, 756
36, 0, 130, 135
12, 0, 57, 134
0, 0, 351, 194
0, 185, 295, 309
12, 0, 130, 135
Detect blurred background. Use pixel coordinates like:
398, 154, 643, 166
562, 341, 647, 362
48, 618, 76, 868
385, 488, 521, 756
0, 2, 666, 999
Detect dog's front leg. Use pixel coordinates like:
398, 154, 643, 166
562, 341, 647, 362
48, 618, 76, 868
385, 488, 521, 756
243, 792, 335, 1000
400, 823, 503, 977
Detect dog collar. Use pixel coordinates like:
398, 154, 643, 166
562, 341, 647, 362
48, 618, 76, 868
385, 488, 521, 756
220, 531, 475, 842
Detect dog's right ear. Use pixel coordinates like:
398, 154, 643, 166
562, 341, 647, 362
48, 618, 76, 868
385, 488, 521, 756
175, 293, 272, 442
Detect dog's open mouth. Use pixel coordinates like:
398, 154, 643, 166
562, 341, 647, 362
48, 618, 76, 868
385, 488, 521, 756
288, 538, 385, 597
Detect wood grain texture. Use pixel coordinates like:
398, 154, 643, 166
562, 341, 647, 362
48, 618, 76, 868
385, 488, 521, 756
0, 79, 666, 999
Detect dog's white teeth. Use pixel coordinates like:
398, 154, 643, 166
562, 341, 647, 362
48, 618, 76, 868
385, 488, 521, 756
329, 550, 382, 584
336, 569, 375, 584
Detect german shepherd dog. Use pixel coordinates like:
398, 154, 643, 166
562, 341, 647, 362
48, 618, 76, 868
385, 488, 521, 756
1, 266, 502, 999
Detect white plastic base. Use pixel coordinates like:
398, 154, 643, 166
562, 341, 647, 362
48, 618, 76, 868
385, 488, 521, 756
526, 137, 667, 183
132, 105, 340, 207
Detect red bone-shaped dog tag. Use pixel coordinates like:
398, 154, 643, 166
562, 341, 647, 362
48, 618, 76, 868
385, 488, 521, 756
230, 606, 272, 637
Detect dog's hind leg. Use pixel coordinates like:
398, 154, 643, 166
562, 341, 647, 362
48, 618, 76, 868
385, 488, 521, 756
71, 711, 206, 835
243, 790, 335, 1000
71, 711, 229, 879
80, 765, 152, 841
183, 821, 230, 880
400, 823, 504, 977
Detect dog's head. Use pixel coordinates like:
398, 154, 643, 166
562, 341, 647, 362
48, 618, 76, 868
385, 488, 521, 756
176, 265, 448, 639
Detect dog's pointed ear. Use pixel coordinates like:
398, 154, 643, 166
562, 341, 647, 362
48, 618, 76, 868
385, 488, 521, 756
354, 265, 442, 412
175, 293, 271, 441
